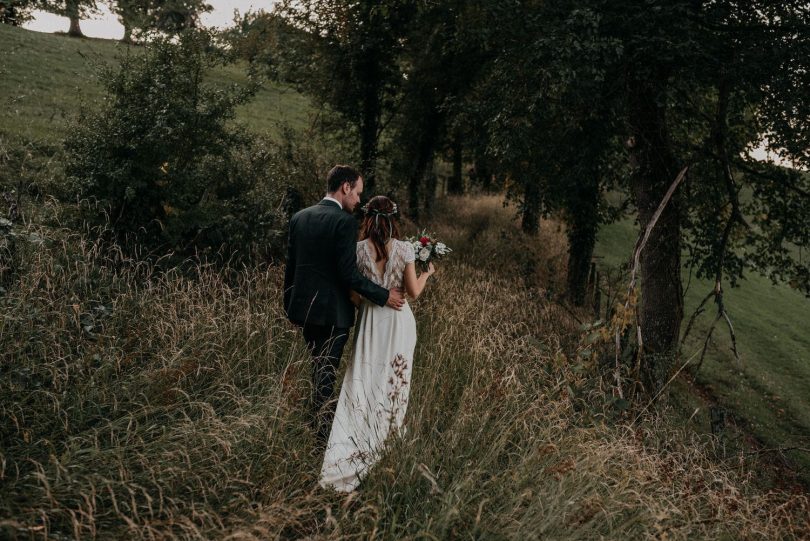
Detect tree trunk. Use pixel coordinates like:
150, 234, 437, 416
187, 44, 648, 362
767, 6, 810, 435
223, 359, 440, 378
406, 109, 441, 223
566, 175, 600, 306
408, 167, 420, 223
448, 132, 464, 194
628, 75, 684, 393
357, 4, 382, 195
68, 15, 83, 37
408, 142, 437, 224
424, 157, 438, 219
521, 180, 540, 235
66, 0, 83, 37
121, 21, 133, 44
359, 86, 381, 194
478, 159, 492, 192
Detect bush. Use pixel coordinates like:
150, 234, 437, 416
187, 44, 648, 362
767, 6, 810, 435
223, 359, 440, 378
63, 31, 273, 261
189, 126, 332, 262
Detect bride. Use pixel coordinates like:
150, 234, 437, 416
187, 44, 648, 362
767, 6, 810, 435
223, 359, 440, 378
319, 195, 435, 492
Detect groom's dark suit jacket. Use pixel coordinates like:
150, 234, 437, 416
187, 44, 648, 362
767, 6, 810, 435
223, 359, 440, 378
284, 199, 389, 328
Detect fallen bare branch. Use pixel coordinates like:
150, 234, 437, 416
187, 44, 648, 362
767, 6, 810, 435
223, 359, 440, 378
613, 165, 689, 399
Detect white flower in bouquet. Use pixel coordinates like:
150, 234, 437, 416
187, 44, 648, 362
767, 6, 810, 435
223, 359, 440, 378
419, 247, 431, 262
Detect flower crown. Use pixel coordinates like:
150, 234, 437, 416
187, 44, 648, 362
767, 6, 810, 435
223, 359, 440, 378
362, 202, 398, 217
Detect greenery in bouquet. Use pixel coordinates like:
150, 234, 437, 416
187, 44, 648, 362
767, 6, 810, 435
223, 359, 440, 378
406, 230, 452, 272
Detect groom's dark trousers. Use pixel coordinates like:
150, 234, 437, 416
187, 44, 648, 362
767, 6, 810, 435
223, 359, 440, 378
302, 324, 349, 442
283, 199, 389, 445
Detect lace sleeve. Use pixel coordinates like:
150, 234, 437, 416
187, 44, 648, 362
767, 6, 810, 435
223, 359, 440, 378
356, 241, 369, 273
401, 240, 416, 264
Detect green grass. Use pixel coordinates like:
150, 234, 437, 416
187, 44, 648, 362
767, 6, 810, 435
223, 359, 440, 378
0, 24, 312, 143
595, 218, 810, 484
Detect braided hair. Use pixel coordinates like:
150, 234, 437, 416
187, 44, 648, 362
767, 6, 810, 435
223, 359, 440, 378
359, 195, 401, 263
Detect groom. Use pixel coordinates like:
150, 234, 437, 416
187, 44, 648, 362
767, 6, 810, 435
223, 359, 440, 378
284, 165, 405, 443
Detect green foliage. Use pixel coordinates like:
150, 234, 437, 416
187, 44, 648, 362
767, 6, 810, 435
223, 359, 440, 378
62, 31, 270, 260
0, 0, 34, 25
219, 10, 292, 70
111, 0, 150, 42
385, 0, 494, 217
275, 0, 416, 192
147, 0, 212, 33
37, 0, 97, 18
658, 1, 810, 297
482, 4, 624, 215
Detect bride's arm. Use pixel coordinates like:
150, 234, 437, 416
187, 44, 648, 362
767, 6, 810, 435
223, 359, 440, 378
350, 290, 363, 307
403, 262, 435, 299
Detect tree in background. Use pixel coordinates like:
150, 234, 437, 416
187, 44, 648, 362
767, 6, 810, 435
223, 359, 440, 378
112, 0, 211, 43
220, 10, 283, 66
469, 2, 624, 308
446, 0, 809, 393
37, 0, 98, 37
603, 1, 809, 391
112, 0, 147, 43
275, 0, 415, 194
146, 0, 211, 34
386, 0, 494, 219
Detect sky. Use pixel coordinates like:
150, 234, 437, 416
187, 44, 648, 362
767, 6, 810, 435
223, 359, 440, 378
24, 1, 277, 39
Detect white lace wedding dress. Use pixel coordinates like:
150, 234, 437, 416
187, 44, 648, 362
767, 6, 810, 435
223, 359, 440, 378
319, 239, 417, 492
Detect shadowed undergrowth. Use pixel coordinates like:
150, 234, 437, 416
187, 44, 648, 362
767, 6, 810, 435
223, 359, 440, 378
1, 196, 808, 539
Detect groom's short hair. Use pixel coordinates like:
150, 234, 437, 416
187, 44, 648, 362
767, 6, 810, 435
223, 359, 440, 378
326, 165, 361, 193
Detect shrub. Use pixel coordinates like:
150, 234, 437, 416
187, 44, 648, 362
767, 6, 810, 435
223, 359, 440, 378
191, 126, 332, 263
63, 30, 270, 261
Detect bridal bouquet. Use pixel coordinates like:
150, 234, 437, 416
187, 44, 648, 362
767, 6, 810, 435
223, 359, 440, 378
406, 230, 452, 272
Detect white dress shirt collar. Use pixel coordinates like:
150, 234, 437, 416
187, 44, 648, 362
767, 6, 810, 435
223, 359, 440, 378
323, 195, 343, 209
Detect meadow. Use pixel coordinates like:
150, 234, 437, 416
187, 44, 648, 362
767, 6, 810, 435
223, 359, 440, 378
2, 195, 809, 539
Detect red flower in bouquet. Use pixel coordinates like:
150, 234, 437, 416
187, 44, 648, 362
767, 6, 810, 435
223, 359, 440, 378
419, 236, 431, 246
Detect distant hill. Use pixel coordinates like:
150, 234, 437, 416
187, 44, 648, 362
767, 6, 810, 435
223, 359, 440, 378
0, 24, 313, 143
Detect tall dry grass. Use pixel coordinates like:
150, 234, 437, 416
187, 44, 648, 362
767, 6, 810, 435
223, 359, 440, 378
1, 195, 808, 539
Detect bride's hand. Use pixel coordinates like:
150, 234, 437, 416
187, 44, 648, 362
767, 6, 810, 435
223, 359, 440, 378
426, 262, 436, 276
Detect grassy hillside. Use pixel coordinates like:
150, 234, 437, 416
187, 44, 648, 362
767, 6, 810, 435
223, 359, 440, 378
596, 218, 810, 484
0, 24, 312, 143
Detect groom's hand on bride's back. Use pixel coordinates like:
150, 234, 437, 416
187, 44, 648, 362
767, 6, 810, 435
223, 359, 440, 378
386, 288, 406, 310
